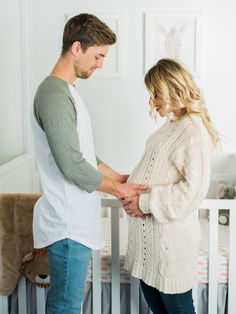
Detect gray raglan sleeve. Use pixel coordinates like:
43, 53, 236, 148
35, 94, 103, 193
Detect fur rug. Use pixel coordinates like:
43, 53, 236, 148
0, 193, 41, 295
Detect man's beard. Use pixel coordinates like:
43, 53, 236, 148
77, 71, 92, 79
76, 68, 94, 79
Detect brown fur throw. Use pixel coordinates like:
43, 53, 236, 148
0, 193, 46, 295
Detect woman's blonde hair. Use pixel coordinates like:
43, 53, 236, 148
144, 58, 220, 147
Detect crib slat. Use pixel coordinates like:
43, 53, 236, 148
92, 249, 101, 314
192, 285, 198, 314
111, 207, 120, 314
18, 277, 27, 314
208, 208, 218, 314
36, 286, 46, 314
228, 207, 236, 314
130, 276, 139, 314
0, 295, 8, 314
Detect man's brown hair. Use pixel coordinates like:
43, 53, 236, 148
62, 13, 117, 55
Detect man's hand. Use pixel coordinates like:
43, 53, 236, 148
97, 163, 129, 183
118, 174, 129, 183
115, 182, 148, 199
97, 176, 148, 199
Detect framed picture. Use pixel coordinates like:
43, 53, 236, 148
144, 12, 202, 76
65, 13, 124, 78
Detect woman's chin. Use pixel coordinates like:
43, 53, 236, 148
158, 111, 165, 118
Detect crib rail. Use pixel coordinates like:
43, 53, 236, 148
1, 198, 236, 314
93, 199, 140, 314
0, 293, 8, 314
0, 278, 46, 314
197, 199, 236, 314
93, 198, 122, 314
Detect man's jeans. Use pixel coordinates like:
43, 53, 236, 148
46, 238, 91, 314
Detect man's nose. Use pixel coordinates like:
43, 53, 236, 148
96, 59, 104, 69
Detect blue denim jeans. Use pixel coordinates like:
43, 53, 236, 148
140, 280, 196, 314
46, 238, 91, 314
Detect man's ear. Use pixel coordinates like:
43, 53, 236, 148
71, 41, 82, 56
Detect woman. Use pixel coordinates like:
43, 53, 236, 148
122, 58, 219, 314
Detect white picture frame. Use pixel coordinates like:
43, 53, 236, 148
144, 12, 202, 76
65, 13, 124, 78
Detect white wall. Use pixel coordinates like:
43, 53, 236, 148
0, 0, 24, 165
29, 0, 236, 174
1, 0, 236, 193
0, 0, 36, 193
0, 154, 38, 193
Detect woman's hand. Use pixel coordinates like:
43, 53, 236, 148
121, 195, 146, 218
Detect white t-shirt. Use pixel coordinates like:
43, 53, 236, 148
31, 83, 104, 249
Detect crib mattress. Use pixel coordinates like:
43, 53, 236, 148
87, 217, 229, 284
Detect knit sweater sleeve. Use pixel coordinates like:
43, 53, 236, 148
139, 124, 211, 223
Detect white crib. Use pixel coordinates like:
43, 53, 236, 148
1, 197, 236, 314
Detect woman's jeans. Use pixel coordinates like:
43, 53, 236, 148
140, 280, 196, 314
46, 238, 91, 314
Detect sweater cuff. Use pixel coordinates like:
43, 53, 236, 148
149, 186, 172, 223
139, 193, 150, 214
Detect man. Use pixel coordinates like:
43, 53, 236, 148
31, 13, 147, 314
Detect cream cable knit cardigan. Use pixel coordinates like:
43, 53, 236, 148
124, 114, 212, 294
